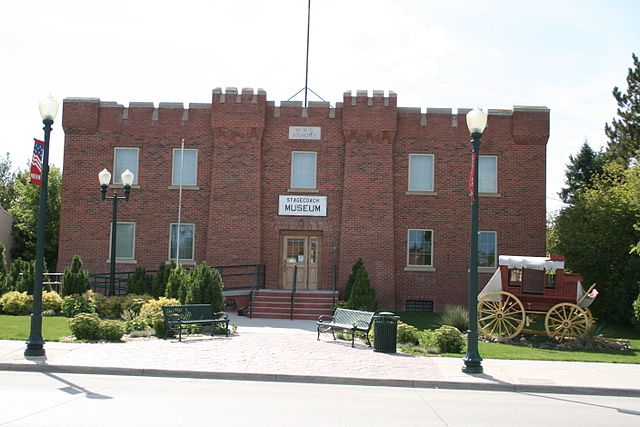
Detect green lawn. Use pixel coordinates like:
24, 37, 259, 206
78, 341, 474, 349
0, 315, 71, 341
396, 311, 640, 364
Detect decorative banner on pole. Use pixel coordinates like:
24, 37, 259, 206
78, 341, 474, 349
468, 152, 476, 201
30, 139, 45, 186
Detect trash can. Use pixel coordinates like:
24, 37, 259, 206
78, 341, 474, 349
373, 312, 399, 353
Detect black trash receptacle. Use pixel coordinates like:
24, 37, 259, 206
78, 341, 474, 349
373, 312, 399, 353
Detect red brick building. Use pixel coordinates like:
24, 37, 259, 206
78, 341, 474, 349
58, 88, 549, 311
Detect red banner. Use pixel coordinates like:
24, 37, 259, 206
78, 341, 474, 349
30, 139, 44, 186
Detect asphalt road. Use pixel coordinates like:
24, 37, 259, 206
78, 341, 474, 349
1, 372, 639, 426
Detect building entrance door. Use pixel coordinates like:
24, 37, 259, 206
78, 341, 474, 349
281, 234, 320, 290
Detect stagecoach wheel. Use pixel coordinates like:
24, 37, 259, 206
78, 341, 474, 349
477, 291, 526, 339
545, 303, 590, 340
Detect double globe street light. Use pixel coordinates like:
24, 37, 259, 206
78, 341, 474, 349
462, 107, 488, 374
99, 168, 134, 297
25, 95, 59, 357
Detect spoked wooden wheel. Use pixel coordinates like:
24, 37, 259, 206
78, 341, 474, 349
478, 291, 526, 338
545, 303, 590, 340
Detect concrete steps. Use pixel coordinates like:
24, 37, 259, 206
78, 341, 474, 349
250, 289, 336, 320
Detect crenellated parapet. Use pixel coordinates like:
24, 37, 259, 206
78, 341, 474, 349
342, 90, 398, 143
211, 87, 266, 142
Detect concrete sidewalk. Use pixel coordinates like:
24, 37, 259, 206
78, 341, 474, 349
1, 313, 639, 397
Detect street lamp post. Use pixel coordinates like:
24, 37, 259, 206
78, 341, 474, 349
25, 95, 59, 357
99, 168, 134, 296
462, 107, 488, 374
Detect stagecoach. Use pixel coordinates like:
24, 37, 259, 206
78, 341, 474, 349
477, 255, 598, 339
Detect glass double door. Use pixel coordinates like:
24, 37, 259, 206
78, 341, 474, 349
281, 234, 320, 290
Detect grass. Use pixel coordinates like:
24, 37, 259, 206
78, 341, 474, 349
0, 315, 71, 341
396, 311, 640, 364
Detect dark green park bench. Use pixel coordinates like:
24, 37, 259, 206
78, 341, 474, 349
161, 304, 229, 342
316, 308, 375, 347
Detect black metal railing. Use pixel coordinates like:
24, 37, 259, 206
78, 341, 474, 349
290, 265, 298, 320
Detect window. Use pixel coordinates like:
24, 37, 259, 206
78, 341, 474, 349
408, 154, 434, 191
405, 300, 434, 312
545, 270, 556, 289
509, 268, 523, 286
478, 156, 497, 193
291, 151, 317, 189
172, 149, 198, 186
114, 148, 139, 184
169, 223, 195, 261
109, 222, 135, 260
478, 231, 496, 267
407, 229, 433, 267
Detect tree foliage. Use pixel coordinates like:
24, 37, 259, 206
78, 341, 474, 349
550, 163, 640, 323
60, 255, 90, 296
605, 53, 640, 165
185, 263, 224, 312
345, 258, 364, 300
127, 266, 152, 295
558, 141, 605, 204
0, 153, 17, 211
9, 166, 61, 269
347, 263, 377, 312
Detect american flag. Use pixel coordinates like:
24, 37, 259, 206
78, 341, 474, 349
30, 139, 45, 186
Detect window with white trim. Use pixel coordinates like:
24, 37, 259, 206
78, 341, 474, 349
407, 229, 433, 267
114, 148, 139, 184
109, 222, 135, 260
169, 223, 195, 261
291, 151, 317, 189
478, 156, 497, 193
408, 154, 434, 191
172, 149, 198, 186
478, 231, 497, 268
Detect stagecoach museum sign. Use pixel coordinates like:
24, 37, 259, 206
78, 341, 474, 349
278, 195, 327, 216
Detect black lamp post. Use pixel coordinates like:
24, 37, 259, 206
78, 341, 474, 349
25, 95, 59, 357
462, 106, 488, 374
99, 168, 134, 296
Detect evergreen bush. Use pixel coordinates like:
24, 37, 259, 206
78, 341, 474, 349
632, 289, 640, 330
0, 243, 7, 294
121, 294, 152, 316
127, 267, 152, 295
68, 313, 101, 340
345, 258, 364, 300
433, 325, 464, 353
396, 321, 420, 345
93, 294, 123, 318
185, 263, 224, 311
347, 267, 377, 312
98, 319, 125, 341
165, 265, 187, 303
152, 262, 175, 298
60, 256, 90, 296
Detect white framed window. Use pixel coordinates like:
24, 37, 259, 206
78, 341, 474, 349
478, 156, 497, 193
291, 151, 317, 189
114, 148, 139, 184
172, 149, 198, 186
408, 154, 434, 191
407, 229, 433, 267
109, 222, 135, 260
478, 231, 497, 268
169, 223, 195, 261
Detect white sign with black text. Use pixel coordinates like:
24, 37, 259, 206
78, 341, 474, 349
278, 195, 327, 216
288, 126, 321, 140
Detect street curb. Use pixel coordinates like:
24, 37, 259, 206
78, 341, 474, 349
2, 363, 639, 397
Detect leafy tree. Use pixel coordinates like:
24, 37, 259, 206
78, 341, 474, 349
605, 53, 640, 165
347, 265, 377, 312
550, 162, 640, 323
345, 258, 364, 300
9, 166, 61, 269
60, 255, 90, 296
559, 141, 605, 204
0, 153, 17, 211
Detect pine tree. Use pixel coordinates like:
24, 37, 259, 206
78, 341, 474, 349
559, 141, 605, 204
605, 53, 640, 165
345, 258, 364, 300
127, 266, 151, 295
165, 265, 188, 303
60, 255, 90, 296
347, 266, 377, 312
152, 261, 174, 297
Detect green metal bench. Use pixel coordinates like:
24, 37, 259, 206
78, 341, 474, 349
316, 308, 375, 347
161, 304, 229, 342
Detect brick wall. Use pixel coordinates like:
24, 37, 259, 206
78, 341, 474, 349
59, 88, 549, 311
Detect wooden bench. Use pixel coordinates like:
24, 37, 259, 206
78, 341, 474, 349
316, 308, 375, 347
161, 304, 229, 342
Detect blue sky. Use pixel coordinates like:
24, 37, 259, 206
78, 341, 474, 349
1, 0, 638, 214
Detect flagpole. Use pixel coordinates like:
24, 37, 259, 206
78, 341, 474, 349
175, 139, 185, 266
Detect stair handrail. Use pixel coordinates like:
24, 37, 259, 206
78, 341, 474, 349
290, 265, 297, 320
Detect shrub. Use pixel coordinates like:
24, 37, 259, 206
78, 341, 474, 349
347, 265, 377, 312
93, 294, 122, 318
62, 294, 96, 317
121, 294, 152, 316
42, 290, 63, 314
69, 313, 101, 340
139, 296, 180, 338
124, 317, 149, 333
5, 259, 36, 294
438, 305, 469, 333
433, 325, 464, 353
127, 267, 152, 295
152, 262, 175, 298
633, 290, 640, 330
165, 266, 188, 303
345, 258, 364, 300
0, 243, 7, 294
418, 329, 438, 352
0, 291, 33, 315
60, 256, 90, 296
185, 263, 224, 311
396, 321, 420, 345
98, 319, 125, 341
